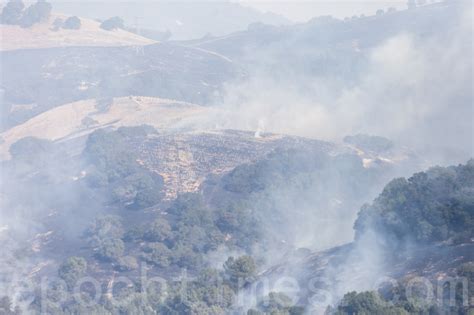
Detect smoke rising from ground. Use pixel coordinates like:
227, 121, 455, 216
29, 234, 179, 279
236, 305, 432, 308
205, 2, 473, 309
211, 3, 472, 166
0, 1, 472, 313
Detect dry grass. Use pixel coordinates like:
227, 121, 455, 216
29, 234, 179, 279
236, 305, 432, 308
0, 13, 155, 51
0, 96, 212, 159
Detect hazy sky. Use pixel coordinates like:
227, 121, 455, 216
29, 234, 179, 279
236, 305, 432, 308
238, 0, 408, 21
47, 0, 410, 23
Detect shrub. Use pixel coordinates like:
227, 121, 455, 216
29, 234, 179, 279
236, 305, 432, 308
0, 0, 25, 25
51, 17, 63, 30
100, 16, 124, 31
116, 256, 139, 271
9, 136, 53, 163
86, 215, 124, 245
62, 16, 81, 30
170, 243, 203, 269
145, 218, 172, 242
94, 97, 113, 113
142, 242, 171, 268
333, 291, 409, 315
84, 129, 139, 181
83, 128, 164, 209
224, 256, 256, 289
19, 0, 52, 28
259, 292, 292, 312
58, 256, 87, 289
97, 238, 125, 261
249, 292, 304, 315
81, 116, 98, 128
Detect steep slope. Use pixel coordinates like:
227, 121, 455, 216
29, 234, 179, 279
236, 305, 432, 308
259, 161, 474, 313
0, 120, 423, 314
0, 42, 239, 130
133, 130, 336, 199
0, 96, 212, 158
0, 96, 417, 201
188, 2, 464, 65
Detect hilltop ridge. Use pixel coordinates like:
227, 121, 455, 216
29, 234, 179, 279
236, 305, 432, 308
0, 12, 155, 51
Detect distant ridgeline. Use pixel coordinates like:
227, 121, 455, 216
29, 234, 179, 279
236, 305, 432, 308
1, 0, 125, 31
1, 0, 466, 132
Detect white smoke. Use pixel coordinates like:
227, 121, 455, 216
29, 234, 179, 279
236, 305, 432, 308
209, 3, 472, 166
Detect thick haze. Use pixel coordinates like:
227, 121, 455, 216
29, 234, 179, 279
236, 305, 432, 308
50, 0, 290, 39
0, 0, 473, 313
239, 0, 407, 21
207, 1, 473, 166
50, 0, 410, 39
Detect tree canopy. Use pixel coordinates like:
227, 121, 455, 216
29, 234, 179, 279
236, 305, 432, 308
355, 160, 474, 245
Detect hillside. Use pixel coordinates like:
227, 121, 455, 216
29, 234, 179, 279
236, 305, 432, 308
0, 96, 212, 158
52, 1, 290, 40
0, 95, 418, 201
0, 1, 472, 314
0, 13, 155, 51
0, 42, 239, 130
0, 124, 416, 314
188, 2, 464, 64
260, 161, 474, 313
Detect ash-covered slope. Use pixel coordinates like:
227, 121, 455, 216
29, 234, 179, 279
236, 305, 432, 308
135, 129, 335, 199
0, 43, 239, 130
259, 241, 474, 314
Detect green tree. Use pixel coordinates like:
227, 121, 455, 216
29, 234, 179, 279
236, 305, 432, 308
19, 0, 52, 27
145, 218, 172, 242
333, 291, 409, 315
0, 0, 25, 25
58, 256, 87, 289
86, 215, 124, 245
116, 255, 139, 271
9, 136, 53, 162
224, 256, 257, 289
354, 160, 474, 245
170, 243, 203, 269
100, 16, 124, 30
62, 16, 81, 29
259, 292, 292, 313
142, 242, 172, 268
97, 238, 125, 261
